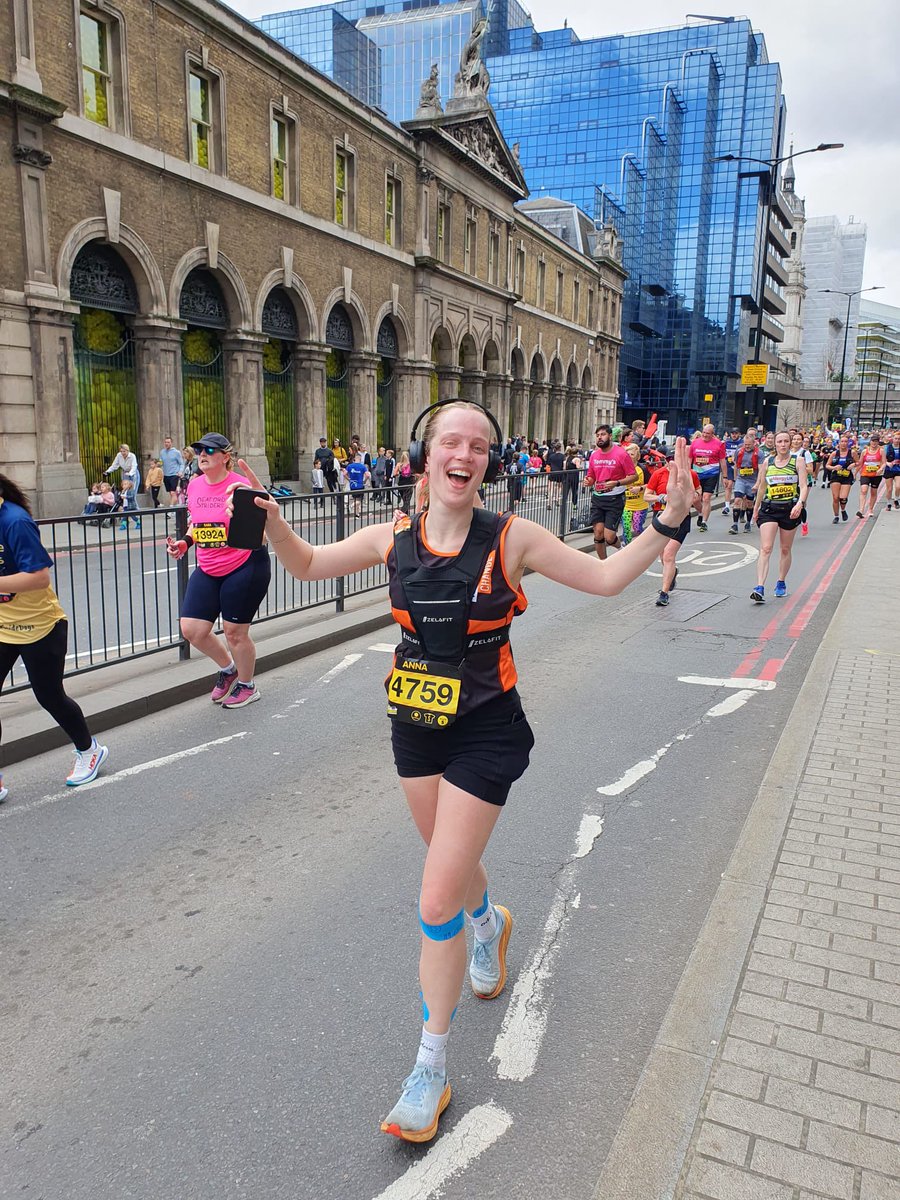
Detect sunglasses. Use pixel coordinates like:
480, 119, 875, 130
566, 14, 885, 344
197, 446, 224, 455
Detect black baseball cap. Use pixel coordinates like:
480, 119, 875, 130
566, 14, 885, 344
191, 433, 231, 453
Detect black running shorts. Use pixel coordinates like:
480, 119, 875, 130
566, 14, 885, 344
391, 689, 535, 807
756, 501, 801, 531
698, 473, 720, 494
590, 492, 626, 530
181, 548, 271, 625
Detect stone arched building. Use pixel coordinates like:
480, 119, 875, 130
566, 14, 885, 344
1, 0, 624, 514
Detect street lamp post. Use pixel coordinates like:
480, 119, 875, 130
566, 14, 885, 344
818, 287, 884, 425
713, 143, 843, 428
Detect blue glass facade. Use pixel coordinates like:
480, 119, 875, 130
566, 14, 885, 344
258, 6, 381, 108
258, 5, 788, 429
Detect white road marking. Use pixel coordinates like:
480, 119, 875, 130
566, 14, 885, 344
596, 734, 691, 796
679, 675, 776, 691
574, 813, 604, 858
316, 653, 362, 683
646, 541, 758, 577
142, 567, 173, 576
371, 1102, 512, 1200
0, 732, 250, 819
369, 643, 396, 652
493, 886, 569, 1081
492, 817, 605, 1082
704, 689, 757, 717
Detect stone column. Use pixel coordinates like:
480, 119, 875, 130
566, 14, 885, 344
295, 343, 328, 482
29, 302, 87, 516
394, 361, 435, 447
530, 383, 549, 443
133, 319, 184, 453
483, 373, 510, 440
509, 380, 529, 440
459, 369, 485, 405
565, 388, 582, 445
348, 351, 379, 451
223, 333, 269, 483
0, 295, 38, 500
548, 386, 567, 443
436, 365, 462, 402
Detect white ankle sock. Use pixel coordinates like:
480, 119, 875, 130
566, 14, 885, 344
416, 1025, 449, 1072
469, 897, 498, 943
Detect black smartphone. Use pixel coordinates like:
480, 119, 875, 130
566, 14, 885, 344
227, 488, 269, 549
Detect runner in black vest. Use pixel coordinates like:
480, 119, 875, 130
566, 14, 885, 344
226, 401, 696, 1144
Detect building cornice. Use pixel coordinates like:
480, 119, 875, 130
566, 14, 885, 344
0, 79, 66, 122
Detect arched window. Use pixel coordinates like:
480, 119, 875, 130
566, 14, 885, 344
179, 269, 227, 445
262, 288, 299, 479
71, 243, 139, 486
376, 317, 398, 448
325, 304, 354, 448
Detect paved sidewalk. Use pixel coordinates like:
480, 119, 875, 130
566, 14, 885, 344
676, 645, 900, 1200
594, 512, 899, 1200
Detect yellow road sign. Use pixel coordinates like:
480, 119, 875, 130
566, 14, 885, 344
741, 363, 769, 387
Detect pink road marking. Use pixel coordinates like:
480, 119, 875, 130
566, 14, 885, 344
787, 518, 867, 639
733, 523, 867, 679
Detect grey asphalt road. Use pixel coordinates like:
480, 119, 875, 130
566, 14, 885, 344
0, 490, 876, 1200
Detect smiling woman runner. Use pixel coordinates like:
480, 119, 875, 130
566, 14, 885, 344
166, 433, 271, 708
750, 429, 810, 603
228, 400, 696, 1143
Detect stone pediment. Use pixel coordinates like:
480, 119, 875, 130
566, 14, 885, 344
404, 108, 528, 200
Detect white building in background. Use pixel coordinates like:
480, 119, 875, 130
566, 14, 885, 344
779, 153, 806, 375
856, 298, 900, 427
798, 216, 867, 385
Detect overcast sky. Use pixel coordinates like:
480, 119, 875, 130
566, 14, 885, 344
232, 0, 900, 308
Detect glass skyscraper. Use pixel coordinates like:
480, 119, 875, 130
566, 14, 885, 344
258, 4, 790, 429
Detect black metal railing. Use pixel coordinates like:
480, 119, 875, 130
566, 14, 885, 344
5, 470, 593, 692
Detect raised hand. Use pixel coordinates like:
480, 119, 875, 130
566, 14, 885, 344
662, 438, 693, 525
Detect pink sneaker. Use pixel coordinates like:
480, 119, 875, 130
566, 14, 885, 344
210, 666, 238, 703
221, 681, 260, 709
801, 522, 809, 536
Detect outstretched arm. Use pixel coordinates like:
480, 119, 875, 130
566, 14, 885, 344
227, 459, 391, 579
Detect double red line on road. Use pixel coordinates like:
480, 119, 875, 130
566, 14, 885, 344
733, 518, 869, 682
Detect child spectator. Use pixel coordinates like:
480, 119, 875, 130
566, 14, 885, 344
145, 459, 164, 508
311, 458, 325, 508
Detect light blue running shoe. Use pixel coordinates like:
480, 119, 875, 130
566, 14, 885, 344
469, 904, 513, 999
380, 1064, 451, 1143
774, 580, 787, 598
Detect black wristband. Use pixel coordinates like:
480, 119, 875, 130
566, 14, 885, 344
651, 512, 682, 540
183, 532, 194, 548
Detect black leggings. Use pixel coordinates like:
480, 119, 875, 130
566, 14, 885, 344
0, 620, 91, 758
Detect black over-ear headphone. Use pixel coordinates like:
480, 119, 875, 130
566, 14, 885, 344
408, 399, 503, 484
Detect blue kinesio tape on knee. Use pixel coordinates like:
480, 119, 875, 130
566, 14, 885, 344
472, 891, 489, 919
419, 906, 465, 941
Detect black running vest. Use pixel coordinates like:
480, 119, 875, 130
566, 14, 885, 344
386, 509, 527, 716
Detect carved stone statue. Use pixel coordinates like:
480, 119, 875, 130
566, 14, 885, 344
452, 17, 490, 101
415, 63, 443, 118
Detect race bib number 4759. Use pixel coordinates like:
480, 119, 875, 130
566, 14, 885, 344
387, 657, 462, 728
